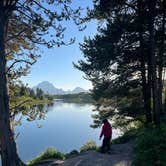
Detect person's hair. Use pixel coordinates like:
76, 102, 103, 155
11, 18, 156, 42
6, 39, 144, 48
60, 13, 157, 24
102, 119, 108, 123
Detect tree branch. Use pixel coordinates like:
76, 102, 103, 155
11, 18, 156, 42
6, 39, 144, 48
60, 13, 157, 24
6, 59, 35, 74
10, 99, 33, 112
6, 29, 26, 42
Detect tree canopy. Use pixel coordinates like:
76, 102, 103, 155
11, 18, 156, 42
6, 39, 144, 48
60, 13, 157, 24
75, 0, 166, 129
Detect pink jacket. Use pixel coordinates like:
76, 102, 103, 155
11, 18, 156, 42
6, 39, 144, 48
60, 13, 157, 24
100, 122, 112, 138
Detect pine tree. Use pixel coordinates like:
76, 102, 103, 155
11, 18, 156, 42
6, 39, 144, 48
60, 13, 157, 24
0, 1, 80, 165
76, 0, 166, 127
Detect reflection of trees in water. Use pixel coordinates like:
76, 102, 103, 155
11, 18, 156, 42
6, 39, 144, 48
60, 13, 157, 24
12, 104, 50, 142
14, 104, 50, 127
47, 102, 54, 107
27, 104, 47, 121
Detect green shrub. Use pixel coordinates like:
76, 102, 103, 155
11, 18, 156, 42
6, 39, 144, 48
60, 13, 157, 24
65, 150, 79, 158
27, 148, 65, 165
80, 140, 98, 152
133, 124, 166, 166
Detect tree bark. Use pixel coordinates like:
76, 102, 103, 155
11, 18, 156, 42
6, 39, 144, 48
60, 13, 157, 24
138, 0, 152, 123
0, 4, 25, 166
141, 58, 152, 123
148, 0, 160, 125
159, 10, 166, 114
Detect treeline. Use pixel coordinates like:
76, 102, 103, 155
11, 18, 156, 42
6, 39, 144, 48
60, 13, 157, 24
75, 0, 166, 128
10, 84, 44, 100
9, 83, 54, 122
55, 92, 94, 103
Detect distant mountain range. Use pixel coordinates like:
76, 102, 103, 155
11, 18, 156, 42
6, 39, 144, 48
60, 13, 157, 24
33, 81, 88, 95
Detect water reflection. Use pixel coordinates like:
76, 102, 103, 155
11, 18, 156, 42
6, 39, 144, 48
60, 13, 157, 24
13, 101, 120, 162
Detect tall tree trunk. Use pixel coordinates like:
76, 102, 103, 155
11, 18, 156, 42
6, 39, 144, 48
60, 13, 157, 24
141, 61, 152, 123
159, 11, 166, 114
148, 0, 160, 125
141, 59, 152, 123
147, 55, 153, 123
163, 69, 166, 112
138, 0, 152, 123
0, 5, 25, 166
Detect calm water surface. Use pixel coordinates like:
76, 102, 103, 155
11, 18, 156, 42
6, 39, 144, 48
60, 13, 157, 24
10, 101, 120, 163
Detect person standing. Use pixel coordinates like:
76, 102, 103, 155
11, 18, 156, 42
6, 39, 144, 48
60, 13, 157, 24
99, 119, 112, 153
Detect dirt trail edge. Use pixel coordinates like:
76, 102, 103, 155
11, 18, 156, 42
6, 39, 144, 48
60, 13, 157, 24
33, 141, 133, 166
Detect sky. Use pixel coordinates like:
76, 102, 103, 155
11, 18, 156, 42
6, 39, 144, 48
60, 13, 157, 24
21, 0, 97, 90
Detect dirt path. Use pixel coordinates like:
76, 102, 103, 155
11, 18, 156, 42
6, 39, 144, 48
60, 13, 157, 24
33, 141, 133, 166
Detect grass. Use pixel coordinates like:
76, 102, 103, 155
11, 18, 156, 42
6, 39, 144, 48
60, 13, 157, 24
80, 140, 99, 152
27, 140, 99, 165
27, 148, 65, 165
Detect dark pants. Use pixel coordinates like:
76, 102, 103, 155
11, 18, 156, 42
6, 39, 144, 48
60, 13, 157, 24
101, 136, 111, 153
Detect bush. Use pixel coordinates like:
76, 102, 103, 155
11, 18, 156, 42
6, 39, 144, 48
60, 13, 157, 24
27, 148, 65, 165
65, 150, 79, 158
80, 140, 98, 152
133, 124, 166, 166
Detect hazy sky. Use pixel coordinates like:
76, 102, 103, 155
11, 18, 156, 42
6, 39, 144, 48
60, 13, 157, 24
21, 1, 97, 90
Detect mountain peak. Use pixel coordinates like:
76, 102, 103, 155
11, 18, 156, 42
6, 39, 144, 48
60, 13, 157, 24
72, 87, 87, 93
33, 81, 87, 95
33, 81, 64, 95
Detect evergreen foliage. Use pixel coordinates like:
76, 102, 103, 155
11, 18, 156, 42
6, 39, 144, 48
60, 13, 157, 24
75, 0, 166, 128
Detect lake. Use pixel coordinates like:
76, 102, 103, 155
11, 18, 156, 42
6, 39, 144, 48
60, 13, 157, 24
4, 100, 121, 163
